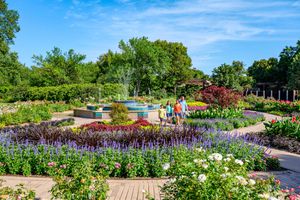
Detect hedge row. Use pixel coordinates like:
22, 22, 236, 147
0, 84, 126, 102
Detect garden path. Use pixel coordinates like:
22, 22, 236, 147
2, 111, 294, 199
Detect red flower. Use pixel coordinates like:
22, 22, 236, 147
275, 179, 281, 185
292, 116, 297, 123
271, 119, 277, 124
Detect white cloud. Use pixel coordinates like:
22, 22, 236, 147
63, 0, 300, 66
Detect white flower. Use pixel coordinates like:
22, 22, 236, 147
268, 197, 279, 200
220, 174, 227, 178
195, 147, 204, 152
248, 179, 256, 185
169, 178, 176, 183
236, 176, 247, 185
142, 189, 146, 193
258, 193, 270, 199
224, 158, 231, 162
235, 159, 244, 166
163, 163, 170, 170
202, 164, 208, 169
193, 159, 199, 163
226, 154, 234, 158
197, 174, 207, 183
208, 153, 223, 161
191, 172, 197, 176
224, 167, 229, 172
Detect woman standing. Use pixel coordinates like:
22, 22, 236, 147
166, 101, 173, 124
173, 100, 182, 126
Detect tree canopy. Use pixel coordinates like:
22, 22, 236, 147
212, 61, 253, 91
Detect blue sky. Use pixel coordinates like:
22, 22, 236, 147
7, 0, 300, 74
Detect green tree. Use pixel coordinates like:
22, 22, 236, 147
212, 61, 252, 91
0, 0, 29, 86
0, 0, 20, 54
30, 47, 86, 86
248, 58, 278, 84
287, 41, 300, 89
154, 40, 192, 93
276, 42, 299, 86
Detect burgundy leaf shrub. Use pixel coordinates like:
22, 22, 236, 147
198, 86, 241, 108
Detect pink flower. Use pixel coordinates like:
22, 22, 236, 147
60, 164, 67, 169
115, 162, 121, 169
126, 163, 134, 169
290, 188, 295, 192
47, 162, 56, 167
275, 179, 281, 185
289, 195, 297, 200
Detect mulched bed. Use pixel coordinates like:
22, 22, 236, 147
245, 132, 300, 155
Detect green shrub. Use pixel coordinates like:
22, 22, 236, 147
264, 116, 300, 140
50, 160, 108, 200
0, 180, 36, 200
189, 108, 244, 119
110, 103, 130, 125
0, 84, 126, 103
162, 151, 281, 200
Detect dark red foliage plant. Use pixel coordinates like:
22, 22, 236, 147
197, 86, 241, 108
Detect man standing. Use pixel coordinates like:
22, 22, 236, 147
179, 96, 188, 121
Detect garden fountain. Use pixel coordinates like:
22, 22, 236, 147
73, 100, 160, 120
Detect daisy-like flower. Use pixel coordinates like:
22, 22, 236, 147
236, 176, 247, 185
258, 193, 270, 199
202, 164, 208, 169
248, 179, 256, 185
208, 153, 223, 161
235, 159, 244, 166
195, 147, 204, 152
197, 174, 207, 183
163, 163, 170, 170
224, 158, 231, 162
224, 167, 229, 172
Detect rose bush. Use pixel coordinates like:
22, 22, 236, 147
162, 151, 284, 200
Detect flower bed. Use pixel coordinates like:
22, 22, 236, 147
186, 110, 265, 131
245, 95, 300, 116
162, 152, 283, 200
0, 101, 83, 127
81, 118, 152, 132
188, 108, 244, 119
265, 116, 300, 140
188, 105, 208, 111
245, 132, 300, 154
0, 122, 275, 178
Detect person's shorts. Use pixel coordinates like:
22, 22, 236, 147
174, 112, 181, 117
181, 112, 186, 118
166, 113, 172, 118
159, 117, 165, 122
